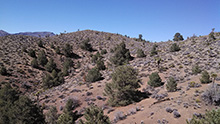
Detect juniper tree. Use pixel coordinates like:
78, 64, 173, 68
38, 50, 48, 66
173, 32, 184, 41
148, 72, 163, 87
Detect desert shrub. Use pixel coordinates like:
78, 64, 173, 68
114, 111, 126, 122
37, 50, 48, 66
104, 66, 144, 106
85, 68, 102, 82
38, 40, 44, 47
79, 105, 110, 124
62, 58, 74, 76
80, 38, 93, 51
22, 46, 27, 53
42, 72, 64, 89
150, 44, 157, 56
170, 43, 180, 52
57, 99, 79, 124
187, 109, 220, 124
148, 72, 163, 87
110, 42, 133, 66
200, 71, 211, 84
0, 84, 45, 124
63, 43, 73, 57
45, 106, 58, 124
55, 46, 61, 54
192, 64, 202, 75
31, 58, 38, 68
101, 49, 107, 55
166, 77, 177, 92
0, 66, 7, 76
64, 98, 80, 113
28, 49, 36, 58
136, 49, 146, 58
42, 73, 54, 88
209, 32, 216, 40
91, 52, 102, 63
45, 58, 57, 72
201, 83, 220, 105
173, 32, 184, 41
96, 59, 106, 70
50, 43, 55, 49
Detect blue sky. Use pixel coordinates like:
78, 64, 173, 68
1, 0, 219, 41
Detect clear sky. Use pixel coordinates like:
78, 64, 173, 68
1, 0, 219, 42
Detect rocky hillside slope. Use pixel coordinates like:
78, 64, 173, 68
0, 30, 220, 123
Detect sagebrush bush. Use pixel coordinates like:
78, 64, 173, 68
187, 109, 220, 124
148, 72, 163, 87
201, 83, 220, 105
192, 64, 202, 75
200, 71, 211, 84
85, 68, 102, 82
170, 43, 180, 52
166, 77, 177, 92
136, 49, 146, 58
31, 58, 38, 68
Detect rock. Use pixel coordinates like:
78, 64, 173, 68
59, 106, 63, 111
173, 110, 181, 118
183, 103, 189, 108
166, 107, 173, 113
86, 92, 93, 96
96, 96, 103, 100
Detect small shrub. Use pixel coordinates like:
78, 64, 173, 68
201, 83, 220, 105
63, 58, 74, 76
209, 32, 216, 40
96, 59, 106, 70
192, 64, 202, 75
55, 46, 61, 54
0, 66, 7, 75
150, 44, 157, 56
91, 52, 102, 63
80, 38, 93, 51
28, 49, 36, 58
31, 58, 38, 68
166, 77, 177, 92
38, 40, 43, 47
114, 111, 126, 122
63, 43, 73, 57
187, 109, 220, 124
85, 68, 102, 82
101, 49, 107, 55
170, 43, 180, 52
37, 50, 48, 66
200, 71, 211, 84
148, 72, 163, 87
136, 49, 146, 58
45, 58, 57, 72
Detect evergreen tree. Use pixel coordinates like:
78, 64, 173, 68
86, 68, 102, 82
200, 71, 211, 84
110, 42, 133, 66
104, 66, 140, 106
63, 43, 73, 57
79, 105, 110, 124
96, 59, 106, 70
46, 106, 58, 124
148, 72, 163, 87
31, 58, 38, 68
173, 32, 184, 41
170, 43, 180, 52
80, 38, 93, 51
38, 40, 44, 47
45, 58, 57, 72
0, 66, 7, 75
136, 49, 146, 58
38, 50, 48, 66
150, 44, 157, 56
166, 77, 177, 92
28, 49, 36, 58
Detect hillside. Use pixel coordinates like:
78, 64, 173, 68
0, 30, 220, 124
0, 30, 55, 37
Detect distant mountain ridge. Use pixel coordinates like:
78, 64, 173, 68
0, 30, 55, 37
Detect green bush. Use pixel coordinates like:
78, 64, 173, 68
62, 58, 74, 76
31, 58, 38, 68
104, 66, 142, 106
192, 64, 202, 75
45, 106, 58, 124
200, 71, 211, 84
96, 59, 106, 70
173, 32, 184, 41
110, 42, 133, 66
170, 43, 180, 52
150, 44, 157, 56
187, 109, 220, 124
136, 49, 146, 58
0, 66, 7, 76
55, 46, 61, 54
37, 50, 48, 66
148, 72, 163, 87
45, 58, 57, 72
63, 43, 73, 57
101, 49, 107, 55
85, 68, 102, 82
0, 84, 45, 124
209, 32, 216, 40
28, 49, 36, 58
42, 72, 64, 89
79, 105, 110, 124
91, 52, 102, 63
38, 40, 44, 47
166, 77, 177, 92
80, 38, 93, 51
